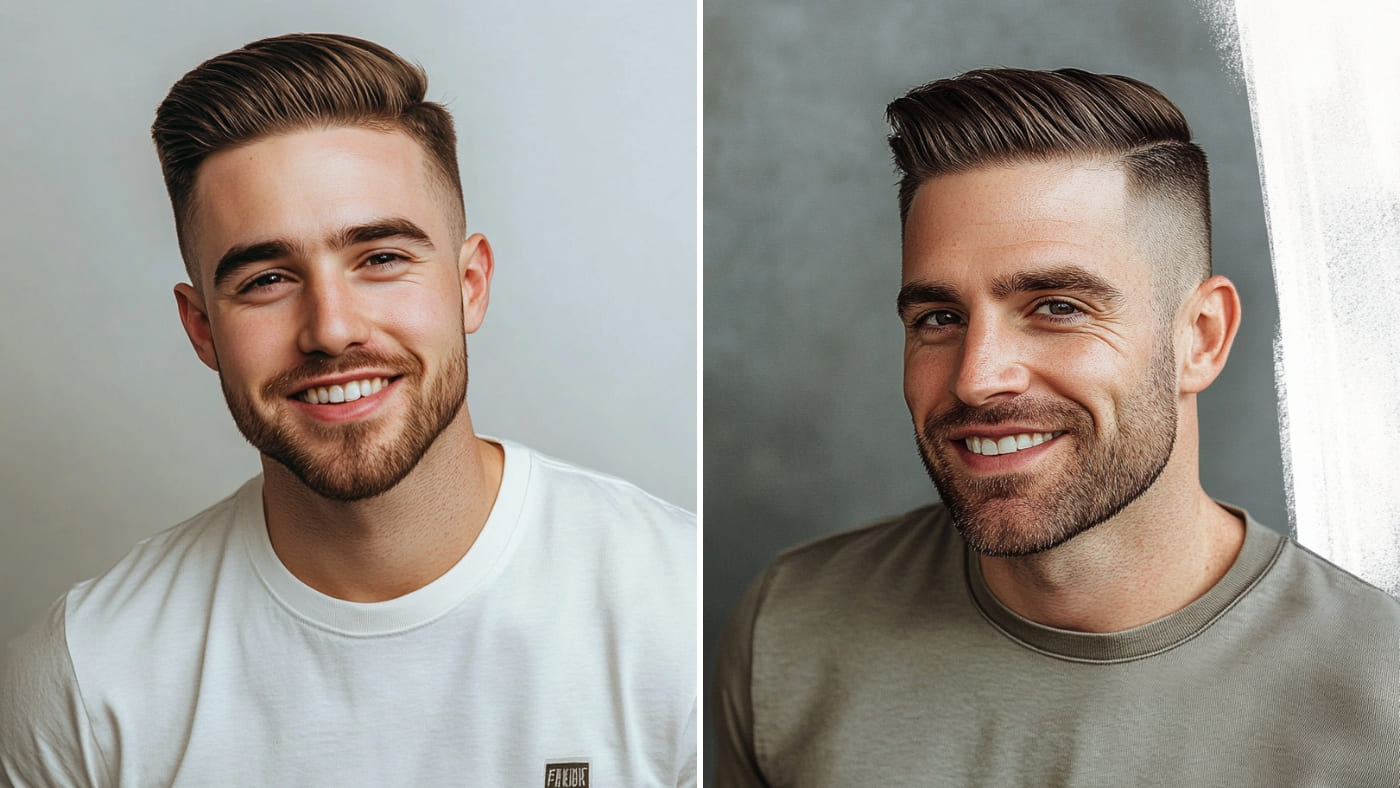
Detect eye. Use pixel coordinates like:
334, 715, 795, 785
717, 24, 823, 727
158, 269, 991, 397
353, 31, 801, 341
369, 253, 411, 268
920, 309, 964, 327
239, 271, 288, 293
360, 251, 412, 278
1034, 300, 1082, 318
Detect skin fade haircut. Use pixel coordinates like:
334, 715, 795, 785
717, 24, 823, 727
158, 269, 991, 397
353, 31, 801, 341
886, 67, 1212, 311
889, 68, 1213, 557
151, 32, 467, 282
151, 33, 477, 502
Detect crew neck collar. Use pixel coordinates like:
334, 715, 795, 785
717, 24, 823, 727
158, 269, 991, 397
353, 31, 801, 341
965, 504, 1286, 663
238, 438, 531, 637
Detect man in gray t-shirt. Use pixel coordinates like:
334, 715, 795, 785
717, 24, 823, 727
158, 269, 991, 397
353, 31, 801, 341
715, 68, 1400, 786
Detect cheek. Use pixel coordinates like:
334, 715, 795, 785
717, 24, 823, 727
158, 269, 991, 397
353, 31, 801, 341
377, 296, 458, 341
369, 297, 465, 362
903, 346, 954, 413
1031, 340, 1143, 426
1044, 337, 1145, 387
380, 275, 463, 329
209, 313, 294, 379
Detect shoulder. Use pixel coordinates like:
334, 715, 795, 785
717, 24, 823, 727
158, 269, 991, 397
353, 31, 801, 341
502, 443, 697, 750
1225, 516, 1399, 718
509, 441, 695, 555
18, 480, 257, 712
502, 440, 695, 599
0, 480, 254, 786
714, 503, 957, 778
517, 442, 694, 523
760, 502, 954, 602
1264, 536, 1400, 636
723, 502, 957, 652
61, 480, 254, 630
1235, 531, 1400, 756
1, 596, 102, 785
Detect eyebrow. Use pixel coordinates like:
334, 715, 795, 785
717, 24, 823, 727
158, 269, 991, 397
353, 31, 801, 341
212, 217, 437, 289
896, 264, 1127, 319
212, 240, 299, 289
896, 281, 961, 319
331, 217, 435, 252
990, 266, 1125, 303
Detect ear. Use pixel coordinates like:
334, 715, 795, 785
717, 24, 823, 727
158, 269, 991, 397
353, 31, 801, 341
1178, 275, 1241, 394
458, 233, 494, 334
174, 283, 220, 371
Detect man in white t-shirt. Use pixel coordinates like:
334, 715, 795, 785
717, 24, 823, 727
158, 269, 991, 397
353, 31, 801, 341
1, 33, 694, 787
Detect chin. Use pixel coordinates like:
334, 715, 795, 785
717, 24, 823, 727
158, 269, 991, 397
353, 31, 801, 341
942, 495, 1092, 557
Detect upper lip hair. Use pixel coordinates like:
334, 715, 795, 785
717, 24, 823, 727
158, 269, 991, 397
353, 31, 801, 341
289, 371, 401, 396
946, 425, 1058, 441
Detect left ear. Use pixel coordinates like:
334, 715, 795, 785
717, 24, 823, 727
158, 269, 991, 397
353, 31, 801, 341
458, 232, 494, 334
1178, 275, 1241, 394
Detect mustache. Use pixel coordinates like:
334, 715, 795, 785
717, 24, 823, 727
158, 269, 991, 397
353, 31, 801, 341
922, 398, 1089, 440
262, 349, 421, 398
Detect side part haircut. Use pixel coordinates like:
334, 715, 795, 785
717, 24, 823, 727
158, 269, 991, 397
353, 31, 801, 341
886, 68, 1212, 301
152, 33, 465, 282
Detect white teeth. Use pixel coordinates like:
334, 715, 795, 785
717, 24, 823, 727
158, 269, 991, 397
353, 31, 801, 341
963, 432, 1060, 456
299, 377, 387, 405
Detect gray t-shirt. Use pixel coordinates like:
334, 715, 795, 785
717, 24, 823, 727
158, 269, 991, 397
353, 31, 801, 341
715, 504, 1400, 786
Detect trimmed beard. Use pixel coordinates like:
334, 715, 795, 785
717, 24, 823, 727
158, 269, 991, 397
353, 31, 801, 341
915, 337, 1178, 557
220, 341, 467, 502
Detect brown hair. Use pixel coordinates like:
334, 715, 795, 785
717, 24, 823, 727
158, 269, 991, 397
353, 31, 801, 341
886, 68, 1211, 295
152, 33, 464, 280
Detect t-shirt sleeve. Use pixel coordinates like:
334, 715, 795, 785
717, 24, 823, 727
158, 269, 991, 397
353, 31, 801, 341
0, 596, 105, 788
713, 568, 773, 788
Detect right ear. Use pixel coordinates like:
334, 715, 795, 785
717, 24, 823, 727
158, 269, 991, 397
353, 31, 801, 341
174, 283, 220, 371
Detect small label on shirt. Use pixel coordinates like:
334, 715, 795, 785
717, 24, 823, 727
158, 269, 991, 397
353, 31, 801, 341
544, 761, 589, 787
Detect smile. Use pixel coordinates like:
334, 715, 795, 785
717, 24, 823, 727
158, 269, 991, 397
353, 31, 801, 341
298, 377, 392, 405
961, 432, 1064, 456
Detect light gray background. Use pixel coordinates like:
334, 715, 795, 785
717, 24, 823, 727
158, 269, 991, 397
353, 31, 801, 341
704, 0, 1283, 778
0, 0, 696, 646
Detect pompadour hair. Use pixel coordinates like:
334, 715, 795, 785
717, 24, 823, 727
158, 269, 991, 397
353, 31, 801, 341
886, 67, 1212, 290
152, 33, 464, 280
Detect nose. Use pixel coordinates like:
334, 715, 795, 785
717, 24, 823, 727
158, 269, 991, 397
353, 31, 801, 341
952, 316, 1031, 406
297, 273, 371, 356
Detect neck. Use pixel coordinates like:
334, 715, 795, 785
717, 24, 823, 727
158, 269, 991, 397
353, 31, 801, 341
977, 418, 1245, 633
259, 408, 505, 602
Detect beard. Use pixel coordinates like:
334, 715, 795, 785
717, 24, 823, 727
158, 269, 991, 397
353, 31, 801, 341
219, 341, 467, 502
915, 339, 1178, 557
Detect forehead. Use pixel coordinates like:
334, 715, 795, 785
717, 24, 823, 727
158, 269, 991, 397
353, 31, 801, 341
901, 160, 1150, 294
189, 127, 441, 278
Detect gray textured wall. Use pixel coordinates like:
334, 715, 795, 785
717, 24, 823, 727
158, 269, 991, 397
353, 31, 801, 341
703, 0, 1282, 778
0, 0, 696, 647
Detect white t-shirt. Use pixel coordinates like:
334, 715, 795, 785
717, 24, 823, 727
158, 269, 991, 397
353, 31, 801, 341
1, 440, 696, 787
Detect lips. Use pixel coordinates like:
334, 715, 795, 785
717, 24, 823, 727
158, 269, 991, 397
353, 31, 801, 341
297, 376, 393, 405
262, 347, 421, 406
960, 431, 1066, 456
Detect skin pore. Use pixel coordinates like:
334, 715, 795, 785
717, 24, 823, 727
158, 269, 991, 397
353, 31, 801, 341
899, 159, 1245, 632
173, 126, 503, 602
